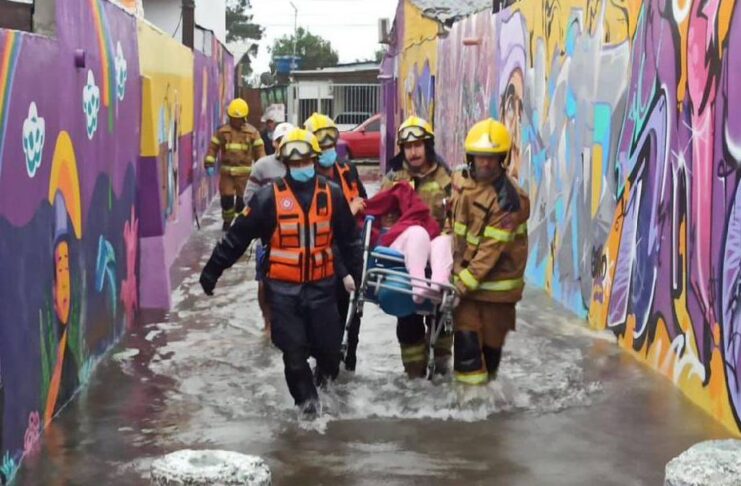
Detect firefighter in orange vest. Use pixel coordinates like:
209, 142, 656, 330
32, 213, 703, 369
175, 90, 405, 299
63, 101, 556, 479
304, 113, 367, 371
449, 119, 530, 385
205, 98, 266, 231
199, 128, 362, 418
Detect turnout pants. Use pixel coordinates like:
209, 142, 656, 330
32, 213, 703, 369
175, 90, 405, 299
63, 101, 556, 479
268, 280, 343, 406
397, 314, 453, 378
453, 299, 516, 385
219, 173, 249, 224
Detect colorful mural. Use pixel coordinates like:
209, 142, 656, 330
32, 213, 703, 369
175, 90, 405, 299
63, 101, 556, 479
430, 0, 741, 431
0, 0, 232, 480
0, 1, 140, 480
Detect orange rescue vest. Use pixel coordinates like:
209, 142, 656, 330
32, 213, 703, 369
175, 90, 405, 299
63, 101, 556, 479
267, 178, 335, 283
335, 163, 360, 202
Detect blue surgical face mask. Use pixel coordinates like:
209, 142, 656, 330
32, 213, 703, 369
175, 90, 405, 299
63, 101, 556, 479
290, 165, 315, 182
318, 148, 338, 168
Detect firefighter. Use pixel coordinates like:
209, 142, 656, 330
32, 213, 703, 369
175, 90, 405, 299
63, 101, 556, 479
381, 116, 453, 378
205, 98, 266, 231
199, 128, 362, 418
449, 118, 530, 385
304, 112, 367, 371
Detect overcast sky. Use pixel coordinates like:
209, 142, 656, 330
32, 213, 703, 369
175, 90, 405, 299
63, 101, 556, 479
244, 0, 399, 74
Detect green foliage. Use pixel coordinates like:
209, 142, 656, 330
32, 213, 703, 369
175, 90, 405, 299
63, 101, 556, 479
271, 27, 339, 70
39, 300, 56, 416
226, 0, 263, 44
374, 47, 388, 63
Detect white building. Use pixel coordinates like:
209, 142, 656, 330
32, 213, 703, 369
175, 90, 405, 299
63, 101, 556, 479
143, 0, 226, 46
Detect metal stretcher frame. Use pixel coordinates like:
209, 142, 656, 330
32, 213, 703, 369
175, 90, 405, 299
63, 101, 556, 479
343, 216, 458, 379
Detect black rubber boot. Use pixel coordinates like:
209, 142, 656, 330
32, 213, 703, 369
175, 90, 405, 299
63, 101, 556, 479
483, 346, 503, 381
283, 352, 318, 406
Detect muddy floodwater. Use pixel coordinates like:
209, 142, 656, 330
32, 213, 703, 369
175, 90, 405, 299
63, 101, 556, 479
16, 204, 732, 485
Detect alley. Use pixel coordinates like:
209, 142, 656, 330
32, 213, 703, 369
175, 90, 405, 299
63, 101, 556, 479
14, 204, 732, 485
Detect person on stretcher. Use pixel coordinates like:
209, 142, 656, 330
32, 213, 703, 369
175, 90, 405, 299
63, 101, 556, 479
361, 179, 453, 304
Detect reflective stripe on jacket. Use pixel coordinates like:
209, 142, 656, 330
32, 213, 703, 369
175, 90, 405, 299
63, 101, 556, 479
267, 178, 335, 283
449, 168, 530, 303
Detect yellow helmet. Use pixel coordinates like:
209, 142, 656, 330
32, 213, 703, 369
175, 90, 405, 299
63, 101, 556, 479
304, 113, 339, 149
227, 98, 249, 119
278, 128, 321, 162
464, 118, 512, 156
397, 116, 434, 145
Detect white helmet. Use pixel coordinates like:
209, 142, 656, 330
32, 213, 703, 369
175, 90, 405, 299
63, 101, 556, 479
272, 122, 295, 143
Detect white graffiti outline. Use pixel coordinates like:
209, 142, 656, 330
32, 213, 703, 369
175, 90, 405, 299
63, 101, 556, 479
664, 334, 707, 384
672, 0, 692, 24
725, 122, 741, 162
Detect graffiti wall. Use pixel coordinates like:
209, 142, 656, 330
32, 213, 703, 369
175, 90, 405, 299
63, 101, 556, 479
400, 0, 439, 124
433, 0, 741, 431
0, 0, 232, 481
0, 1, 140, 481
381, 0, 439, 170
136, 24, 232, 310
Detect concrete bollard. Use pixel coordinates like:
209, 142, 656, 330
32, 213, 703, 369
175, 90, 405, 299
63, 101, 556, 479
665, 440, 741, 486
151, 449, 271, 486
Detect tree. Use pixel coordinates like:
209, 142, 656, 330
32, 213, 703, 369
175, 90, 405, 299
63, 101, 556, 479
374, 47, 388, 63
226, 0, 263, 44
271, 27, 339, 71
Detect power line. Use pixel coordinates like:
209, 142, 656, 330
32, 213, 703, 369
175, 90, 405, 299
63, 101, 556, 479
261, 23, 377, 27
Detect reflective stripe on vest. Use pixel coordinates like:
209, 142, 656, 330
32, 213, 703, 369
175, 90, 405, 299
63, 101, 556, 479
455, 221, 528, 246
220, 166, 252, 176
226, 142, 250, 152
479, 278, 524, 292
268, 178, 335, 283
454, 370, 488, 385
400, 343, 426, 364
455, 274, 524, 293
457, 269, 479, 290
336, 163, 360, 202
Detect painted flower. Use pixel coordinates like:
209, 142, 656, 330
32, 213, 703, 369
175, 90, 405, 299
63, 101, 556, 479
115, 41, 127, 102
22, 102, 45, 177
82, 70, 101, 140
23, 411, 41, 456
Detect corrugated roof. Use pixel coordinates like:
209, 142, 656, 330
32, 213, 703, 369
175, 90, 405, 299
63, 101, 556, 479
410, 0, 491, 25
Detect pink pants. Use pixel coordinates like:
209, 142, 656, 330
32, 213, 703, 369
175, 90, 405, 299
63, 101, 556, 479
389, 226, 453, 303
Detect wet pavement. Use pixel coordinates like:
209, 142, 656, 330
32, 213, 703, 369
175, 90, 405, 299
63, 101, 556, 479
16, 193, 735, 485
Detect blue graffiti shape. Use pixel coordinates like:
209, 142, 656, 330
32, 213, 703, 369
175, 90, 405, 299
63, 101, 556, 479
95, 235, 117, 317
0, 451, 18, 485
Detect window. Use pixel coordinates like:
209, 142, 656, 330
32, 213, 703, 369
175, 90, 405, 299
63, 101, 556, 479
0, 0, 56, 36
365, 119, 380, 132
335, 113, 371, 126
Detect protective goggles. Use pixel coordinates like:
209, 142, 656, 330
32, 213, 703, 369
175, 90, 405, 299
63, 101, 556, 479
280, 141, 317, 161
314, 128, 339, 148
398, 125, 431, 144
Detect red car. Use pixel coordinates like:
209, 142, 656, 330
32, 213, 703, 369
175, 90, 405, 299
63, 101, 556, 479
339, 114, 381, 160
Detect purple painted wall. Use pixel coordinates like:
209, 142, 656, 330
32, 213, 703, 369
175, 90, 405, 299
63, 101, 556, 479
0, 0, 233, 480
136, 39, 233, 310
0, 1, 140, 479
380, 0, 404, 172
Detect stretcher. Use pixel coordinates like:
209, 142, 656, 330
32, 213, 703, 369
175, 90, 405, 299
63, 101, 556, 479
343, 216, 458, 379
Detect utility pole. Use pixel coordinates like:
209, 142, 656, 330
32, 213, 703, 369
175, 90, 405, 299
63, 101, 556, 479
182, 0, 195, 48
289, 1, 298, 69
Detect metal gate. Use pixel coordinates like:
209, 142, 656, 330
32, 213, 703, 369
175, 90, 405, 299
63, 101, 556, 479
287, 83, 381, 130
